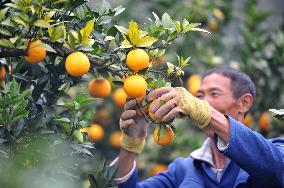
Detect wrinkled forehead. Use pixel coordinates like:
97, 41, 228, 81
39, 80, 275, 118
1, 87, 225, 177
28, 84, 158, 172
200, 73, 232, 92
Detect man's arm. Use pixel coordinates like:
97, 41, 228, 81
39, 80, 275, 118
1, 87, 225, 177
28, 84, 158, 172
117, 149, 136, 179
213, 115, 284, 187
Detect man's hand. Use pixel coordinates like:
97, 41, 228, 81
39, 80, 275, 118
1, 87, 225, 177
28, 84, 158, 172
119, 98, 149, 154
147, 87, 187, 122
120, 98, 149, 138
148, 87, 211, 129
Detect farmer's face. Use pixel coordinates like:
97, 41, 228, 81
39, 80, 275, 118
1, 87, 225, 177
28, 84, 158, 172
196, 73, 240, 120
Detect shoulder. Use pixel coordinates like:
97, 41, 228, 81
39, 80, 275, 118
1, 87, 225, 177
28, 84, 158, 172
268, 138, 284, 148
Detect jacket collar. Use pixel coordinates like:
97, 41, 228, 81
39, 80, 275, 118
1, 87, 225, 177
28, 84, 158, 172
190, 138, 214, 166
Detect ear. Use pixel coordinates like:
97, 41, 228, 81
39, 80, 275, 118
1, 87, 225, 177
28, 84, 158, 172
238, 93, 253, 114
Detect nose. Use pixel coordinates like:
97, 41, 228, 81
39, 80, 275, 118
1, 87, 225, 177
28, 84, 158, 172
202, 95, 213, 106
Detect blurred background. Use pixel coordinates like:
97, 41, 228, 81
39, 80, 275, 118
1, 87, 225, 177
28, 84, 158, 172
86, 0, 284, 180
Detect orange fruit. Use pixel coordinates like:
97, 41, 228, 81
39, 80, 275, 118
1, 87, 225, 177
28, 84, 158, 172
88, 78, 111, 98
126, 49, 149, 72
187, 74, 201, 96
207, 21, 219, 32
213, 8, 225, 21
123, 75, 147, 98
0, 65, 12, 80
87, 124, 104, 142
259, 112, 270, 130
24, 40, 46, 64
149, 164, 168, 176
243, 114, 253, 126
109, 131, 122, 148
92, 108, 110, 125
65, 52, 90, 76
148, 100, 163, 123
153, 126, 174, 146
0, 67, 6, 80
113, 88, 127, 106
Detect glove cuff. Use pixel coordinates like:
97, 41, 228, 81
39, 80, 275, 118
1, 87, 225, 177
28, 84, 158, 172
176, 87, 212, 129
120, 132, 145, 154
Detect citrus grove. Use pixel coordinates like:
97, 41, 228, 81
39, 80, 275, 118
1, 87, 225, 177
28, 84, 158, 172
0, 0, 210, 187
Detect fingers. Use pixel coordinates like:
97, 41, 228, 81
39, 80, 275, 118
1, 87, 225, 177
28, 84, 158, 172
120, 119, 135, 129
150, 91, 177, 112
162, 107, 187, 122
147, 87, 174, 101
154, 97, 178, 118
124, 99, 137, 110
121, 110, 136, 121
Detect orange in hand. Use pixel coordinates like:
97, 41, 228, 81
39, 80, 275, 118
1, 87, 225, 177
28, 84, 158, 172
148, 100, 163, 123
153, 126, 174, 146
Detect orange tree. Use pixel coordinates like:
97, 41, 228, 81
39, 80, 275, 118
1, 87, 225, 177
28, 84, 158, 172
0, 0, 209, 187
231, 0, 284, 138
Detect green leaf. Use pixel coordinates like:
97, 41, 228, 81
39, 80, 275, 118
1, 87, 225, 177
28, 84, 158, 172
1, 18, 16, 27
104, 36, 115, 41
0, 28, 12, 36
75, 45, 94, 52
120, 38, 133, 49
136, 36, 157, 47
182, 22, 201, 33
128, 20, 140, 45
113, 5, 125, 16
269, 109, 284, 121
152, 12, 160, 23
34, 19, 50, 28
0, 39, 14, 48
114, 25, 128, 35
73, 130, 83, 142
54, 118, 71, 123
161, 13, 172, 29
190, 28, 211, 34
174, 21, 181, 33
12, 111, 29, 124
37, 43, 56, 53
48, 26, 66, 41
52, 0, 69, 5
80, 20, 95, 38
181, 56, 191, 67
75, 93, 96, 107
12, 16, 29, 28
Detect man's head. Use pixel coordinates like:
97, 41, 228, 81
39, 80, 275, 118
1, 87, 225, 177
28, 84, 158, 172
196, 66, 256, 121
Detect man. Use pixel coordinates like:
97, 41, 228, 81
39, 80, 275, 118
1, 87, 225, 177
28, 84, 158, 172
115, 66, 284, 187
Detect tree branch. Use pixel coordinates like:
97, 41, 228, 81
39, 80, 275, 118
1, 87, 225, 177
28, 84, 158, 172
0, 49, 27, 58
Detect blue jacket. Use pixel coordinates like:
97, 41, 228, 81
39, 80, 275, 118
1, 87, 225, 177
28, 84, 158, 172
119, 116, 284, 188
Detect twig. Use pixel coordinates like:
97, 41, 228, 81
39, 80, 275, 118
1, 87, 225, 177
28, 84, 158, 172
0, 49, 27, 58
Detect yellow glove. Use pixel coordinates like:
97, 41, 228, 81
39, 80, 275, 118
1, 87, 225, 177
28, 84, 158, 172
176, 87, 212, 129
120, 131, 145, 154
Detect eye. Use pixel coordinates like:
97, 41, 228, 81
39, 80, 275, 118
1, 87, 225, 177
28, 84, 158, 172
211, 92, 219, 97
196, 94, 203, 99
